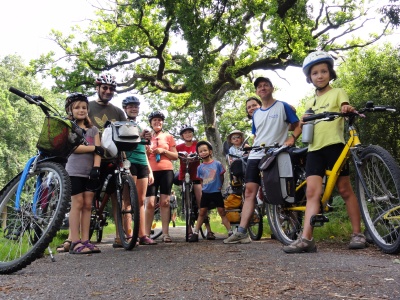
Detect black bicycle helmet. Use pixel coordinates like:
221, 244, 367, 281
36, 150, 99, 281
95, 73, 117, 87
148, 111, 165, 123
196, 140, 213, 153
65, 93, 89, 114
122, 96, 140, 108
179, 124, 195, 136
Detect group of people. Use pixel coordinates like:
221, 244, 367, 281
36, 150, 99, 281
57, 49, 367, 254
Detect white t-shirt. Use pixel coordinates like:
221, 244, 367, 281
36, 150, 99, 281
249, 100, 299, 160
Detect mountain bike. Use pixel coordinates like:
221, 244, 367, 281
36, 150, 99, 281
0, 87, 86, 274
266, 102, 400, 254
89, 121, 143, 250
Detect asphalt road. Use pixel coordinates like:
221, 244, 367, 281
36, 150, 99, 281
1, 226, 399, 300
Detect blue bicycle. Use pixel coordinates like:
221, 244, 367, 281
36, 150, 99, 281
0, 87, 86, 274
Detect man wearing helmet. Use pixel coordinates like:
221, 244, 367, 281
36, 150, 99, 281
176, 125, 214, 239
224, 76, 301, 244
88, 73, 127, 248
89, 73, 126, 134
283, 51, 366, 253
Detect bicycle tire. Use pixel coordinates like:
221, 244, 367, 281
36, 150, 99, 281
270, 203, 304, 245
115, 174, 139, 250
0, 162, 70, 274
248, 205, 263, 240
356, 145, 400, 254
265, 203, 278, 240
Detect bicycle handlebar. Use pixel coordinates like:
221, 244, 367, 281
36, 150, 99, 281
303, 102, 396, 123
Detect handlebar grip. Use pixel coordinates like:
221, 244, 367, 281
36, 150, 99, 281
303, 113, 326, 122
9, 87, 28, 99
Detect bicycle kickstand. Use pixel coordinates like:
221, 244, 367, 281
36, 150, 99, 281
48, 246, 56, 262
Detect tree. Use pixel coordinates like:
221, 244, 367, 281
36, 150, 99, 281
30, 0, 397, 164
335, 44, 400, 161
0, 55, 63, 187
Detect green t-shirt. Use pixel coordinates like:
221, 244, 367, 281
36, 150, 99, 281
126, 125, 147, 165
305, 88, 347, 152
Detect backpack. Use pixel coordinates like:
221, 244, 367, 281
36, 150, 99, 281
258, 150, 296, 205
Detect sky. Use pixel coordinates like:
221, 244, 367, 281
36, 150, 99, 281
1, 0, 398, 112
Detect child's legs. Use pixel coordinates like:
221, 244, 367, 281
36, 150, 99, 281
69, 193, 84, 242
194, 183, 211, 232
80, 191, 94, 241
195, 207, 208, 232
303, 175, 323, 240
217, 207, 231, 232
336, 175, 361, 233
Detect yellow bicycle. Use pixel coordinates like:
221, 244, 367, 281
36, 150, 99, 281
266, 101, 400, 254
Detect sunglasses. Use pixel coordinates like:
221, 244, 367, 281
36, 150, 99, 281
231, 135, 242, 139
101, 85, 116, 92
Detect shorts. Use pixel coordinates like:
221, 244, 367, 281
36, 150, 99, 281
70, 176, 90, 196
200, 192, 224, 209
305, 143, 349, 178
129, 163, 149, 179
146, 170, 174, 197
244, 159, 261, 184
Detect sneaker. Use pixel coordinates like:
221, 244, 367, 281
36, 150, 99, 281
223, 231, 251, 244
228, 230, 233, 237
283, 237, 317, 253
349, 233, 367, 249
189, 232, 199, 243
139, 235, 157, 245
112, 237, 123, 248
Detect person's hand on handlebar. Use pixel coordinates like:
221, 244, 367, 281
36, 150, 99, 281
341, 103, 356, 114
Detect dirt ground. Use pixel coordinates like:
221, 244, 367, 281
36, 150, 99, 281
1, 227, 399, 300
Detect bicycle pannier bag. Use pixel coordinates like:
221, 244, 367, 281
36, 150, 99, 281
224, 193, 242, 223
111, 121, 141, 151
259, 151, 295, 205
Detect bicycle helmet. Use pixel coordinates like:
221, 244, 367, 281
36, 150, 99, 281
302, 51, 334, 77
148, 111, 165, 123
95, 73, 117, 87
196, 140, 213, 153
65, 93, 89, 114
179, 124, 195, 136
122, 96, 140, 108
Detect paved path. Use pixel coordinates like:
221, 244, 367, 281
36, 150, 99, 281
1, 226, 400, 299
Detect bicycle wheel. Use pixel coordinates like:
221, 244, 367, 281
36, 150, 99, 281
248, 205, 263, 240
270, 203, 304, 245
356, 145, 400, 254
0, 162, 70, 274
115, 174, 139, 250
265, 203, 278, 240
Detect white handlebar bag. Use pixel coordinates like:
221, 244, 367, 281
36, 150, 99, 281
111, 121, 141, 151
101, 126, 118, 158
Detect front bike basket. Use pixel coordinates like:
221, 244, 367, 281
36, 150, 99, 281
36, 116, 82, 157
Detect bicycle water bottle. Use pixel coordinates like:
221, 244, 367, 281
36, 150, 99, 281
156, 153, 161, 162
302, 108, 315, 144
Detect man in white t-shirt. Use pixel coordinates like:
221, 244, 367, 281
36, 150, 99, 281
224, 77, 302, 244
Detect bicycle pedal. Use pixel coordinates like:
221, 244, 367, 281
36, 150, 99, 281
310, 214, 329, 227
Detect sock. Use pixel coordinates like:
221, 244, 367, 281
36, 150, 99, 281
238, 226, 247, 234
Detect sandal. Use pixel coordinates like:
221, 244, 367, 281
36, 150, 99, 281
82, 240, 101, 253
139, 235, 157, 245
112, 237, 123, 248
206, 231, 216, 240
69, 240, 92, 254
162, 234, 172, 243
56, 240, 72, 253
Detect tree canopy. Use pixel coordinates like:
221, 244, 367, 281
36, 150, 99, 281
30, 0, 398, 163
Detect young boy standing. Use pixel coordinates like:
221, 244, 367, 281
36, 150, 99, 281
189, 141, 231, 242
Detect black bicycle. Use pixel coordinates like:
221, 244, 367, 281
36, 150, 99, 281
0, 87, 86, 274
